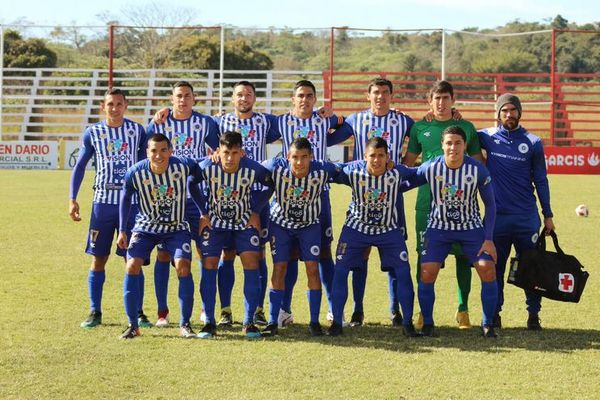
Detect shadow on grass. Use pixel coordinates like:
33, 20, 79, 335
258, 322, 600, 353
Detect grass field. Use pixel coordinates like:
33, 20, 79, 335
0, 170, 599, 399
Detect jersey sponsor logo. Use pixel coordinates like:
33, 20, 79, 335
293, 127, 316, 141
367, 127, 390, 140
173, 148, 197, 157
173, 133, 194, 148
588, 153, 600, 166
310, 245, 320, 256
518, 143, 529, 154
151, 185, 175, 217
440, 183, 464, 206
239, 126, 256, 139
113, 164, 128, 179
107, 139, 129, 153
286, 185, 310, 200
446, 208, 461, 222
217, 185, 239, 199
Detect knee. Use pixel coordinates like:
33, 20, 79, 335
91, 256, 108, 271
175, 261, 191, 277
420, 267, 438, 284
157, 251, 171, 263
203, 257, 219, 270
479, 264, 496, 282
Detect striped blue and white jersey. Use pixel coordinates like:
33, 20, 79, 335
198, 157, 273, 230
122, 157, 200, 233
146, 111, 219, 158
263, 158, 340, 229
417, 155, 492, 232
335, 160, 415, 235
345, 109, 414, 163
277, 112, 340, 161
214, 112, 280, 162
72, 119, 146, 205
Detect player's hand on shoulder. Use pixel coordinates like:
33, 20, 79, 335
423, 110, 434, 122
117, 231, 128, 250
69, 199, 81, 222
318, 106, 333, 118
208, 147, 220, 163
153, 107, 170, 124
451, 108, 462, 121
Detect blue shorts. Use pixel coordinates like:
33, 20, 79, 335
200, 227, 261, 258
86, 203, 136, 257
335, 226, 409, 272
269, 222, 321, 264
420, 228, 493, 265
494, 213, 540, 244
222, 200, 271, 251
127, 230, 192, 261
320, 191, 334, 246
186, 198, 202, 244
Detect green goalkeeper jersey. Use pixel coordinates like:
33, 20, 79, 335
407, 118, 481, 211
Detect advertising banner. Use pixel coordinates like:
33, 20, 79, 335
544, 146, 600, 174
0, 141, 58, 169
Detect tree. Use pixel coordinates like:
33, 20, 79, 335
3, 30, 57, 68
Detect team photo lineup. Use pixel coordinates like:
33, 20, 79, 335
69, 77, 558, 340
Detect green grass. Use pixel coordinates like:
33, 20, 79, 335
0, 171, 599, 399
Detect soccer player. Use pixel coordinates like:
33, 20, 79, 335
117, 133, 203, 339
415, 126, 498, 338
69, 88, 147, 329
146, 81, 219, 327
403, 80, 483, 330
192, 131, 274, 339
327, 137, 418, 337
261, 137, 340, 337
327, 77, 414, 328
211, 81, 280, 327
478, 94, 555, 330
275, 79, 352, 328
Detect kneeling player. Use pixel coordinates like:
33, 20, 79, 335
117, 134, 203, 339
191, 131, 274, 339
261, 137, 340, 337
328, 137, 419, 337
416, 126, 498, 338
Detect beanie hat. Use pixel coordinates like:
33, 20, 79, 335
496, 93, 522, 119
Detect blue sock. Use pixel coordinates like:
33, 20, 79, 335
138, 269, 145, 314
154, 260, 170, 314
258, 258, 268, 309
281, 259, 298, 313
217, 259, 235, 309
307, 289, 322, 324
123, 273, 140, 328
418, 281, 435, 325
332, 268, 349, 325
394, 267, 414, 325
352, 264, 367, 313
388, 270, 400, 314
88, 270, 105, 313
200, 268, 218, 324
318, 257, 335, 312
243, 269, 260, 325
178, 274, 194, 326
268, 288, 284, 325
481, 281, 498, 326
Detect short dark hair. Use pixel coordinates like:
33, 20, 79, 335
365, 137, 389, 153
289, 137, 313, 154
104, 88, 127, 102
148, 133, 173, 149
233, 80, 256, 94
219, 131, 243, 149
367, 77, 393, 94
294, 80, 316, 96
441, 125, 466, 142
429, 80, 454, 99
172, 81, 194, 93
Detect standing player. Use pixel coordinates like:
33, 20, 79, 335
403, 80, 483, 330
146, 81, 219, 327
192, 131, 274, 339
478, 94, 555, 330
69, 88, 147, 329
415, 126, 498, 338
211, 81, 280, 327
117, 133, 202, 339
276, 80, 352, 327
328, 77, 414, 327
261, 137, 340, 337
327, 137, 418, 337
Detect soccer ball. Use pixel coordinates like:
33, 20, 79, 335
575, 204, 589, 217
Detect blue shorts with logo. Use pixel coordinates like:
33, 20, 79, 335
335, 226, 410, 272
186, 198, 202, 244
222, 200, 271, 251
420, 227, 493, 265
86, 202, 137, 257
200, 227, 261, 258
127, 230, 193, 261
269, 222, 321, 264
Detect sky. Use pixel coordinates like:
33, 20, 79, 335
0, 0, 598, 32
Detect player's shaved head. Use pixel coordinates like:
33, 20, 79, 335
148, 133, 173, 149
368, 78, 393, 94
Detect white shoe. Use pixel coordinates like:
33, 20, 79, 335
155, 317, 169, 328
326, 311, 349, 327
200, 309, 207, 324
277, 309, 294, 328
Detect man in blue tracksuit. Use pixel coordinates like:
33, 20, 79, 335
477, 93, 556, 330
